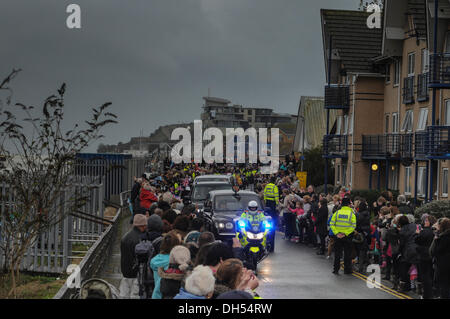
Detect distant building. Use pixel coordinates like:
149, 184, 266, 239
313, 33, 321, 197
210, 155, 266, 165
201, 96, 296, 133
293, 96, 337, 153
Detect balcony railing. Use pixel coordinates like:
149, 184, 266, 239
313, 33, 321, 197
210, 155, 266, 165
324, 85, 350, 109
414, 130, 428, 159
323, 135, 348, 158
362, 134, 413, 160
402, 76, 415, 104
415, 126, 450, 159
427, 126, 450, 158
417, 73, 429, 102
400, 133, 414, 159
429, 53, 450, 88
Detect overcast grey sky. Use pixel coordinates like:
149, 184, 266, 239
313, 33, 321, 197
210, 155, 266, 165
0, 0, 359, 152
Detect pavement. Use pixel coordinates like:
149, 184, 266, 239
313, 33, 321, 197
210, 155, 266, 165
97, 211, 132, 289
257, 232, 416, 299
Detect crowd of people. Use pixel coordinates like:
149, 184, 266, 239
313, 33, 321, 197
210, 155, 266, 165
278, 187, 450, 299
119, 155, 450, 299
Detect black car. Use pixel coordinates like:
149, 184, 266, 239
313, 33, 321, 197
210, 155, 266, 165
188, 181, 232, 210
201, 190, 274, 248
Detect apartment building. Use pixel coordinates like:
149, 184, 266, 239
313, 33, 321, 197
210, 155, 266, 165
201, 96, 295, 133
321, 0, 450, 202
321, 8, 385, 192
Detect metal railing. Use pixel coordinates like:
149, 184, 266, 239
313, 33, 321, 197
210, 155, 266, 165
417, 73, 429, 102
427, 126, 450, 158
362, 134, 413, 159
323, 135, 348, 158
0, 176, 105, 274
403, 76, 415, 104
414, 130, 428, 159
324, 85, 350, 109
429, 53, 450, 88
415, 126, 450, 159
53, 190, 129, 299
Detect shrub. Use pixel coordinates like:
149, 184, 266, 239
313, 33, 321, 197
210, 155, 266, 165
414, 200, 450, 220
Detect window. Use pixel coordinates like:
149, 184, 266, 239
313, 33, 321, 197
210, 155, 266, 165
385, 114, 390, 133
349, 114, 353, 135
394, 60, 401, 85
408, 52, 415, 76
336, 116, 342, 134
392, 113, 399, 133
336, 164, 341, 184
390, 164, 399, 191
417, 166, 427, 197
405, 166, 412, 195
386, 64, 391, 83
443, 168, 449, 197
445, 32, 450, 53
342, 164, 347, 186
445, 100, 450, 125
401, 110, 414, 132
343, 115, 349, 135
417, 108, 429, 131
422, 49, 429, 73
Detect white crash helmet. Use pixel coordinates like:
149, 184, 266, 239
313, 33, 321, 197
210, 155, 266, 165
248, 200, 259, 212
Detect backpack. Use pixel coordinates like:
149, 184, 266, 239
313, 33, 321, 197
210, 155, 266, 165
135, 240, 155, 264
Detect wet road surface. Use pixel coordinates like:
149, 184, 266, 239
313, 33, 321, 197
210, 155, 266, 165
257, 233, 410, 299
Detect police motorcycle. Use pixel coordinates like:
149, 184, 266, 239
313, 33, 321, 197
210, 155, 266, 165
234, 201, 273, 272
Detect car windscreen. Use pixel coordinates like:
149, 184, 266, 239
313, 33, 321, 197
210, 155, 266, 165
214, 195, 263, 212
192, 184, 232, 201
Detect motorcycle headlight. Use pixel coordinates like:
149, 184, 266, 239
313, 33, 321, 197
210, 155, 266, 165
255, 232, 264, 240
247, 232, 264, 240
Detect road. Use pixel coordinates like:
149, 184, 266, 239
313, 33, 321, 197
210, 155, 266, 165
99, 215, 415, 299
257, 232, 414, 299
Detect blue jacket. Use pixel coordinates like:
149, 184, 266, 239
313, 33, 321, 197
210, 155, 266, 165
174, 288, 206, 299
150, 253, 170, 299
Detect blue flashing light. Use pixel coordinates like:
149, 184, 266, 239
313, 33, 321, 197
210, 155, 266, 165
263, 220, 272, 230
238, 220, 246, 229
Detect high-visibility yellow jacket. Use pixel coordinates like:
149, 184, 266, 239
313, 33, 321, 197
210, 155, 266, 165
263, 183, 279, 204
330, 206, 356, 237
240, 210, 266, 223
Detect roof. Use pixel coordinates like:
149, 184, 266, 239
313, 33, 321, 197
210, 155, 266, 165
209, 190, 258, 197
293, 96, 337, 152
203, 96, 231, 104
321, 9, 383, 74
195, 174, 231, 179
407, 0, 427, 39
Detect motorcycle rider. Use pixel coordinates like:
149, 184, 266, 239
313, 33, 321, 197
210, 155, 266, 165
240, 201, 266, 225
238, 201, 267, 249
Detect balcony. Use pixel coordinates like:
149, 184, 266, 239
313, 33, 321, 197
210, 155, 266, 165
414, 130, 428, 159
323, 135, 348, 158
324, 85, 350, 109
362, 134, 413, 160
402, 76, 415, 104
427, 126, 450, 158
429, 53, 450, 88
415, 126, 450, 159
417, 73, 429, 102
